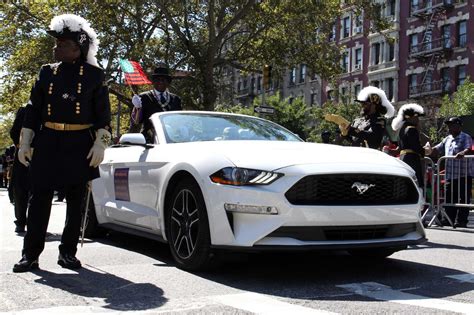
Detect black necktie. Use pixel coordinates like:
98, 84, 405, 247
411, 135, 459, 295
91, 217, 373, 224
160, 92, 166, 104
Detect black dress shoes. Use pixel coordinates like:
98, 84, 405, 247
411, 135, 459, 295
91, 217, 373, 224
13, 256, 39, 273
57, 253, 82, 269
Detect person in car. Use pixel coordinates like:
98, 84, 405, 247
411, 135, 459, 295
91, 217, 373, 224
130, 66, 182, 142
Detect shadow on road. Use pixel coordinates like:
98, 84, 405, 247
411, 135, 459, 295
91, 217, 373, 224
32, 266, 167, 311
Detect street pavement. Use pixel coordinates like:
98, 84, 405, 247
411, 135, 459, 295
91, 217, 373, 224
0, 187, 473, 314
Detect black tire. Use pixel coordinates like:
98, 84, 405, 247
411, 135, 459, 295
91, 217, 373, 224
81, 195, 107, 238
166, 178, 211, 271
348, 247, 401, 259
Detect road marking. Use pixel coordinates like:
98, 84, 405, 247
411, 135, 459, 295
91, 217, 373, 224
210, 292, 337, 315
338, 282, 474, 315
446, 273, 474, 283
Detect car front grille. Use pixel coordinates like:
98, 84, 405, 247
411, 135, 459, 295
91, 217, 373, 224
268, 223, 417, 241
285, 174, 419, 205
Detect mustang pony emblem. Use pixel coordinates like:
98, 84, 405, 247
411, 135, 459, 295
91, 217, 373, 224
351, 182, 376, 195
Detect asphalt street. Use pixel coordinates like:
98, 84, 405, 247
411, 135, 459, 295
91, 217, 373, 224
0, 187, 473, 314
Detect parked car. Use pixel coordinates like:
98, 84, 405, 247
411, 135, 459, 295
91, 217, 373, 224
88, 111, 426, 270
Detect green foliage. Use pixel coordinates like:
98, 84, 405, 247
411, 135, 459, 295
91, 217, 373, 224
439, 77, 474, 118
216, 93, 310, 139
306, 101, 360, 143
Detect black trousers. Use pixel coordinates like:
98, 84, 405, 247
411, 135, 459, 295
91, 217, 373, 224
23, 183, 87, 259
11, 157, 29, 228
444, 176, 472, 225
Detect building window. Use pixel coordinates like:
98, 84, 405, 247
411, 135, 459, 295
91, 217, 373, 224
441, 68, 450, 92
257, 77, 262, 92
327, 90, 335, 101
388, 42, 395, 61
458, 21, 467, 47
353, 14, 363, 34
409, 74, 417, 94
457, 65, 466, 86
289, 67, 296, 85
411, 0, 419, 14
250, 78, 255, 93
237, 81, 242, 92
299, 64, 306, 83
386, 78, 394, 101
354, 84, 361, 98
387, 0, 396, 17
442, 25, 451, 48
354, 48, 362, 70
310, 92, 318, 106
342, 16, 350, 38
410, 34, 418, 53
342, 52, 349, 72
329, 22, 336, 41
372, 43, 381, 65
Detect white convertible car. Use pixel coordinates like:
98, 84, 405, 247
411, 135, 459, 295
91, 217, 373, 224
88, 111, 426, 270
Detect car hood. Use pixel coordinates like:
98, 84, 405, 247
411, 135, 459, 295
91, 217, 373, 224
177, 140, 407, 172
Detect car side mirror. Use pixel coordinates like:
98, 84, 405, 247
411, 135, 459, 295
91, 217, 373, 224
119, 133, 146, 145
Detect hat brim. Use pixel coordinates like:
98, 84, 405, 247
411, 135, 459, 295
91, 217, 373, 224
47, 29, 79, 41
444, 120, 461, 125
354, 99, 369, 104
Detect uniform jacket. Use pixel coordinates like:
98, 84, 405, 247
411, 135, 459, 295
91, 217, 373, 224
135, 90, 182, 142
23, 60, 111, 188
347, 113, 386, 149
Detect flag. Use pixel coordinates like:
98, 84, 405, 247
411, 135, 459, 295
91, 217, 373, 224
119, 59, 152, 85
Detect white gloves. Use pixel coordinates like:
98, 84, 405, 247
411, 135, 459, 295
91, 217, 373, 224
87, 128, 111, 167
423, 142, 432, 156
132, 95, 142, 108
18, 128, 35, 167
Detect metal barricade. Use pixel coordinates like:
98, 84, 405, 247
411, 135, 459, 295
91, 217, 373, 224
428, 155, 474, 228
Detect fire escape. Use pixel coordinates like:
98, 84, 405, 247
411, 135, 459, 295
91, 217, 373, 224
408, 0, 454, 99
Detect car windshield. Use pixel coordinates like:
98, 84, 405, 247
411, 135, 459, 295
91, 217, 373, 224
160, 113, 302, 143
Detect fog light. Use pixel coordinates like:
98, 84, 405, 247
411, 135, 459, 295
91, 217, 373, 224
224, 203, 278, 215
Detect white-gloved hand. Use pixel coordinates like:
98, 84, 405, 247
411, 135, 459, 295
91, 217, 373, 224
87, 128, 111, 168
18, 128, 35, 167
132, 95, 142, 108
423, 142, 432, 156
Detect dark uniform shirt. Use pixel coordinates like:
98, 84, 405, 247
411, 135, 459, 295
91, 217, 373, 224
347, 113, 386, 149
23, 60, 111, 188
399, 123, 424, 186
133, 90, 181, 142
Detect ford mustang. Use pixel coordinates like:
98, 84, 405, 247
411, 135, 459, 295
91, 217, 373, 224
87, 111, 426, 270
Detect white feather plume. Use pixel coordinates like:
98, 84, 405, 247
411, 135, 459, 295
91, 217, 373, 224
356, 86, 395, 118
391, 103, 424, 131
49, 14, 99, 67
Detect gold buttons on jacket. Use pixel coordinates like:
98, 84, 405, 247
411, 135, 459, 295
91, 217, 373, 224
79, 66, 84, 76
47, 104, 51, 116
48, 83, 53, 95
76, 102, 81, 114
77, 82, 82, 94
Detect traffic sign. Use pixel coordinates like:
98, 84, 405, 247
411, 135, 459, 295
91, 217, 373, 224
254, 106, 275, 115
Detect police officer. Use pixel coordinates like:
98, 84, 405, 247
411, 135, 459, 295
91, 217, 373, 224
391, 103, 429, 186
9, 104, 30, 233
130, 66, 182, 142
13, 14, 111, 272
345, 86, 394, 149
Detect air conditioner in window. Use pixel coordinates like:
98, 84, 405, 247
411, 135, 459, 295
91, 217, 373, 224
354, 26, 363, 34
354, 64, 362, 70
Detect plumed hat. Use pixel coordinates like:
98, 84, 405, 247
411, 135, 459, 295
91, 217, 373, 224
355, 86, 395, 118
47, 14, 99, 67
391, 103, 425, 131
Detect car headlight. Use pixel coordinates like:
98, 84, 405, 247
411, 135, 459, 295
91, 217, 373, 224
210, 167, 283, 186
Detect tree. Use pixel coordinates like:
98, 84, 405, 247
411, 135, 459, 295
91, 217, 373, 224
439, 77, 474, 118
0, 1, 389, 139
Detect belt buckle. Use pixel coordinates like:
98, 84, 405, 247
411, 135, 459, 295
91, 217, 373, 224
57, 123, 66, 130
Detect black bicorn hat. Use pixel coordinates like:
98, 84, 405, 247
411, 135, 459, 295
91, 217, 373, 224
444, 116, 463, 126
151, 67, 173, 81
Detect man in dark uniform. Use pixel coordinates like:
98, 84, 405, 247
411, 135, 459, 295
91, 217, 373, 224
391, 103, 429, 186
345, 86, 395, 149
13, 14, 111, 272
9, 104, 30, 233
130, 66, 182, 142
